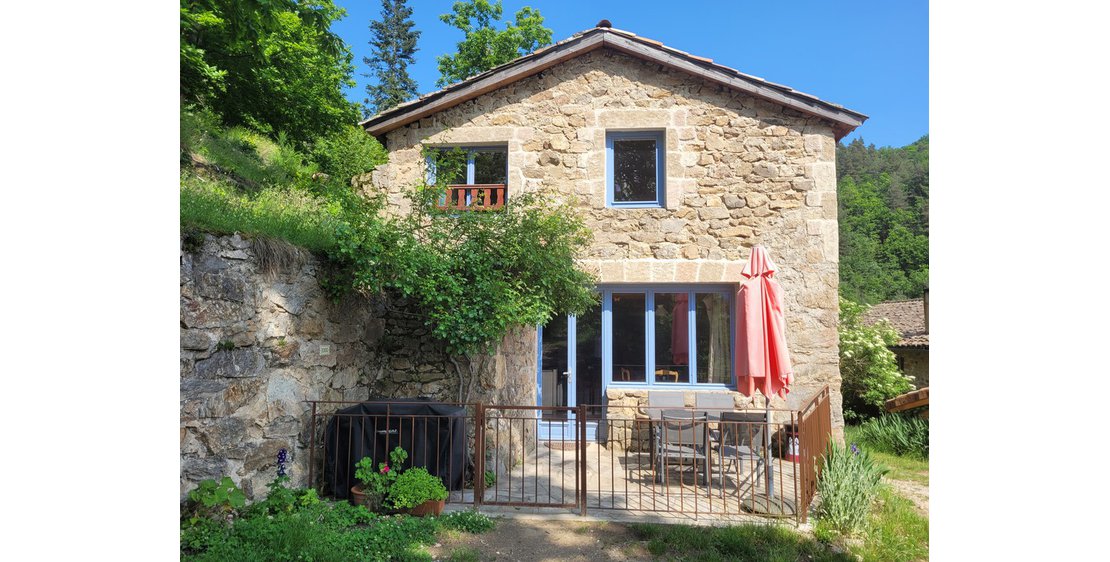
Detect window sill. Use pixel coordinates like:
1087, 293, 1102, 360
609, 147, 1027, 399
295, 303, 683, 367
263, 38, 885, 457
606, 381, 734, 389
607, 202, 665, 209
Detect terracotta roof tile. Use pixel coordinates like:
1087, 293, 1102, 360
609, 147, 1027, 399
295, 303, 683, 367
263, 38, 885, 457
862, 299, 929, 348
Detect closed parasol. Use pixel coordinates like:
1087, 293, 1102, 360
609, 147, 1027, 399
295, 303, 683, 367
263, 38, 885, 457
734, 245, 794, 503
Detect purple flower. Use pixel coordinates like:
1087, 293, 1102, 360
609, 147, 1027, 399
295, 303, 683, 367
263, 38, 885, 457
850, 443, 860, 456
277, 448, 288, 477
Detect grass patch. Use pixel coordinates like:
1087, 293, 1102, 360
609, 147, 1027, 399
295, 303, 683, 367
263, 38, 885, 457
179, 107, 387, 256
181, 109, 314, 191
845, 426, 929, 485
852, 487, 929, 561
181, 175, 341, 253
628, 522, 853, 562
853, 414, 929, 459
182, 496, 495, 561
447, 546, 483, 562
439, 509, 496, 534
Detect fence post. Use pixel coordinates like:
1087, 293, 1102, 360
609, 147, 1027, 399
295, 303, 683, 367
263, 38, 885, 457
474, 403, 485, 508
578, 404, 587, 516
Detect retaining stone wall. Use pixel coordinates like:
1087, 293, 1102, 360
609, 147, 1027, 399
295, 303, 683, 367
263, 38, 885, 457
180, 234, 536, 499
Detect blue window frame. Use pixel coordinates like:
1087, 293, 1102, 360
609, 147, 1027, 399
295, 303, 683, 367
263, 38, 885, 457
606, 130, 665, 208
601, 284, 734, 390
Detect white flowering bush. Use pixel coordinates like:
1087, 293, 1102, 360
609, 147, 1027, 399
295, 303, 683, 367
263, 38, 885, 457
839, 298, 915, 422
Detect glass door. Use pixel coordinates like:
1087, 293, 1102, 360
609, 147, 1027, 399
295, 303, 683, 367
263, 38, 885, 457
538, 301, 602, 437
539, 314, 569, 421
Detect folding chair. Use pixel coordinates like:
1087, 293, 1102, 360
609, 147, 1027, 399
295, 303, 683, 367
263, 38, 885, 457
654, 409, 711, 493
715, 411, 767, 498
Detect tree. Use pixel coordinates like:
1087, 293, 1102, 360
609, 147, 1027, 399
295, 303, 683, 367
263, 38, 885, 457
364, 0, 421, 116
180, 0, 359, 146
836, 135, 929, 303
838, 298, 915, 422
435, 0, 553, 87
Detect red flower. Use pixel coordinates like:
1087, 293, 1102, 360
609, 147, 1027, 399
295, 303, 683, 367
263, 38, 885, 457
380, 465, 390, 474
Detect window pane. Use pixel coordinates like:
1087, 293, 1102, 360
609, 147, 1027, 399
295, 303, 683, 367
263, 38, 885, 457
696, 293, 731, 384
540, 314, 569, 420
611, 293, 646, 382
653, 293, 690, 383
576, 300, 603, 418
473, 150, 507, 185
613, 139, 657, 202
434, 148, 467, 185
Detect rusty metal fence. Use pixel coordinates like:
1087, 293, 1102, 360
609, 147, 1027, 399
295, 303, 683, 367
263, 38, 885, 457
795, 386, 832, 522
305, 386, 832, 525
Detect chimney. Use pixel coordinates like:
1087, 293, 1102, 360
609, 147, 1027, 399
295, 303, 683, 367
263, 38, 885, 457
923, 288, 929, 332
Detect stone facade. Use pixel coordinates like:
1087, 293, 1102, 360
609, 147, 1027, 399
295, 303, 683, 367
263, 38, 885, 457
180, 234, 535, 499
363, 49, 844, 436
896, 348, 929, 388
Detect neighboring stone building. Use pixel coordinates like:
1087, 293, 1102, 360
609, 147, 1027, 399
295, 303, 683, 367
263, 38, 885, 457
862, 292, 930, 388
360, 25, 866, 438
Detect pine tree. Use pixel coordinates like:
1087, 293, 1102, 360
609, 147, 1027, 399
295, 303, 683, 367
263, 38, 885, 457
364, 0, 420, 116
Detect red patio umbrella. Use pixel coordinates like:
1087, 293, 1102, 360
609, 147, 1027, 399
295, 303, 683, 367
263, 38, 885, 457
734, 245, 794, 499
735, 245, 793, 399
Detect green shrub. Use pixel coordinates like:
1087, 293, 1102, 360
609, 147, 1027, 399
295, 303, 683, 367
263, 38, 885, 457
181, 484, 447, 561
310, 124, 388, 186
839, 298, 915, 422
439, 510, 495, 533
815, 442, 887, 535
855, 414, 929, 459
387, 467, 449, 510
181, 517, 230, 554
185, 476, 246, 520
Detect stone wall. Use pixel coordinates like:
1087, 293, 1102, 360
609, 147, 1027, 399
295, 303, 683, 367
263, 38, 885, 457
365, 48, 843, 436
180, 234, 536, 499
897, 348, 930, 388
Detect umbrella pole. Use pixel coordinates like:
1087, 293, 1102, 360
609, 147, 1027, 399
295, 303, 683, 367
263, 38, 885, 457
765, 402, 774, 497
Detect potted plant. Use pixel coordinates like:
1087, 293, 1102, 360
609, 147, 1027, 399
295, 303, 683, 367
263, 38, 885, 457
351, 446, 408, 511
387, 467, 449, 516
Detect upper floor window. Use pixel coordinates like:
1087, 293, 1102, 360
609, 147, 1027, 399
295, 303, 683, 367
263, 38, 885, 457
427, 146, 508, 210
606, 131, 665, 208
427, 146, 507, 185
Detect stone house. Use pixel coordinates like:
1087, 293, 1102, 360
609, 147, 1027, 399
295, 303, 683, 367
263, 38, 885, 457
863, 291, 930, 388
179, 24, 865, 499
359, 25, 865, 437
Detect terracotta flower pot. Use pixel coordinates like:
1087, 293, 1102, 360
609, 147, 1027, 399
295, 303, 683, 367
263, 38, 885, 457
350, 485, 383, 511
408, 499, 445, 517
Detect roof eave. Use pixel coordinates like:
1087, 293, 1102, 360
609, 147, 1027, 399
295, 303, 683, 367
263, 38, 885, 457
361, 28, 867, 139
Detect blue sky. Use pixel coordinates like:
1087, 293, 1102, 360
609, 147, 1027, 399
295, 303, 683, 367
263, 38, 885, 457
330, 0, 927, 148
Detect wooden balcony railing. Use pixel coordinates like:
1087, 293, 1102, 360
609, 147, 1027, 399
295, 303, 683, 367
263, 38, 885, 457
436, 184, 507, 211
